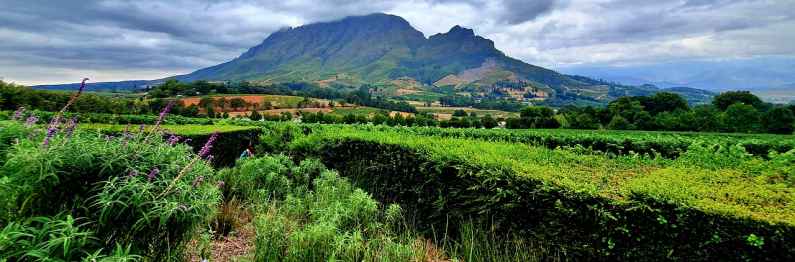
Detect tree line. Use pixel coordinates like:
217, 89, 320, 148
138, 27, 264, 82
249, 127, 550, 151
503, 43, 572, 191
148, 80, 417, 113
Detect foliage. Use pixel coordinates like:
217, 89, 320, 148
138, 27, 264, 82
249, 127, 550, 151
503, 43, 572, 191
271, 123, 795, 260
0, 120, 221, 260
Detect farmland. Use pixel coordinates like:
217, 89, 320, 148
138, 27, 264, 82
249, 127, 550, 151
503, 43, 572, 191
2, 107, 795, 260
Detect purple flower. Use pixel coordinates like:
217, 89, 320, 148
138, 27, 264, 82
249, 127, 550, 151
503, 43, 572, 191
217, 181, 225, 189
138, 124, 146, 133
147, 168, 159, 181
12, 107, 25, 121
154, 101, 175, 128
198, 132, 219, 158
167, 134, 180, 145
206, 155, 214, 162
128, 170, 138, 178
24, 116, 38, 127
192, 176, 205, 188
42, 126, 58, 148
64, 117, 78, 138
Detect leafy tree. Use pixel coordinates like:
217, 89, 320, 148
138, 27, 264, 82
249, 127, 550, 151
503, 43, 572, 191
570, 113, 598, 129
643, 92, 689, 115
607, 115, 633, 130
762, 107, 795, 134
713, 91, 763, 111
198, 97, 215, 109
452, 109, 468, 117
691, 105, 722, 132
222, 112, 230, 119
230, 98, 247, 111
723, 103, 761, 133
481, 114, 498, 129
250, 110, 263, 121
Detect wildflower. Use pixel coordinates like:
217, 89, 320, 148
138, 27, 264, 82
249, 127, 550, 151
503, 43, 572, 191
154, 101, 175, 129
192, 176, 204, 188
217, 181, 225, 189
198, 132, 219, 158
24, 116, 38, 127
12, 107, 25, 121
147, 168, 160, 181
64, 117, 78, 138
138, 124, 146, 133
128, 170, 138, 178
167, 134, 180, 145
42, 126, 58, 148
206, 155, 214, 162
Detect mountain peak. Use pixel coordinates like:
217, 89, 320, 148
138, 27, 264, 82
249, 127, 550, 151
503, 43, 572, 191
447, 25, 475, 36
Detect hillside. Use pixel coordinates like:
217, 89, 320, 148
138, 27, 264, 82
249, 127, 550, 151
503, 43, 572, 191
33, 13, 714, 106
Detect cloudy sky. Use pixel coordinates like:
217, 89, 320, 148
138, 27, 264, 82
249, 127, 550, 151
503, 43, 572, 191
1, 0, 794, 86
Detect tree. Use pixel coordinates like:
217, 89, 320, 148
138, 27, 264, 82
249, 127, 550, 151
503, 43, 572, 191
762, 107, 795, 134
570, 113, 598, 129
644, 92, 689, 115
249, 110, 262, 121
198, 97, 215, 109
481, 114, 498, 129
713, 91, 763, 111
452, 109, 468, 117
229, 98, 247, 111
607, 115, 633, 130
723, 103, 761, 133
222, 112, 230, 119
691, 105, 722, 132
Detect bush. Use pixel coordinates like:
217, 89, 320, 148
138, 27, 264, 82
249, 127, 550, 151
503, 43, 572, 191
218, 155, 420, 261
279, 125, 795, 260
0, 121, 221, 260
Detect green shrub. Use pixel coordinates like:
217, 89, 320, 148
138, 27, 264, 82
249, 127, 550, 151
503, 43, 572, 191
278, 124, 795, 260
0, 121, 221, 260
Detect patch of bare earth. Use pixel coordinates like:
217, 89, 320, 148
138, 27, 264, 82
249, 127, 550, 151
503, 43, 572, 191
187, 216, 255, 261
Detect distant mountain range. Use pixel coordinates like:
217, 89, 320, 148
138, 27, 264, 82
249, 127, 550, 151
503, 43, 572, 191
34, 13, 716, 106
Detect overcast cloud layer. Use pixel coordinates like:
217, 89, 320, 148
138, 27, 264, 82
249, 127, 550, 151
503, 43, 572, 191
1, 0, 794, 85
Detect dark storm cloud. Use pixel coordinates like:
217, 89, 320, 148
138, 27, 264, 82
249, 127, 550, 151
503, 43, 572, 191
500, 0, 558, 24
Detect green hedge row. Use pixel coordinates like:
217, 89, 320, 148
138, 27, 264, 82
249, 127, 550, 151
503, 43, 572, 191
277, 124, 795, 261
7, 110, 214, 125
81, 124, 262, 167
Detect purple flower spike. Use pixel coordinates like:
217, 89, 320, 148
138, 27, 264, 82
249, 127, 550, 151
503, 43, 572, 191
155, 101, 175, 127
198, 132, 219, 158
24, 116, 38, 127
12, 107, 25, 121
42, 126, 58, 148
64, 117, 78, 138
147, 168, 159, 181
167, 134, 180, 145
192, 176, 205, 188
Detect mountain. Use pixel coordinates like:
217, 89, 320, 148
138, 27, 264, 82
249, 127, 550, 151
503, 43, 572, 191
34, 13, 715, 106
177, 14, 578, 89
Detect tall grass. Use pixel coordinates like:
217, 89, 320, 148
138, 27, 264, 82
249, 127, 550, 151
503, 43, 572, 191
0, 119, 221, 260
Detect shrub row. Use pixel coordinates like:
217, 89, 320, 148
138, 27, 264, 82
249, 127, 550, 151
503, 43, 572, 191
276, 123, 795, 159
12, 110, 215, 125
274, 123, 795, 261
79, 124, 263, 167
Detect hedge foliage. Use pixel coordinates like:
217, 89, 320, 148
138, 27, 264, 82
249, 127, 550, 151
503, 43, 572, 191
79, 124, 263, 167
269, 123, 795, 260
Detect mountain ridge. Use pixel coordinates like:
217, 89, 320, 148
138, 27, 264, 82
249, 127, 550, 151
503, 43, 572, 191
33, 13, 715, 105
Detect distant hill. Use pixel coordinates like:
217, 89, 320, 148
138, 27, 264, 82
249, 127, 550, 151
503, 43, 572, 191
33, 13, 716, 106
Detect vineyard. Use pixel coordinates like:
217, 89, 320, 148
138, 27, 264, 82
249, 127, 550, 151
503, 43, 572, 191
1, 114, 793, 260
